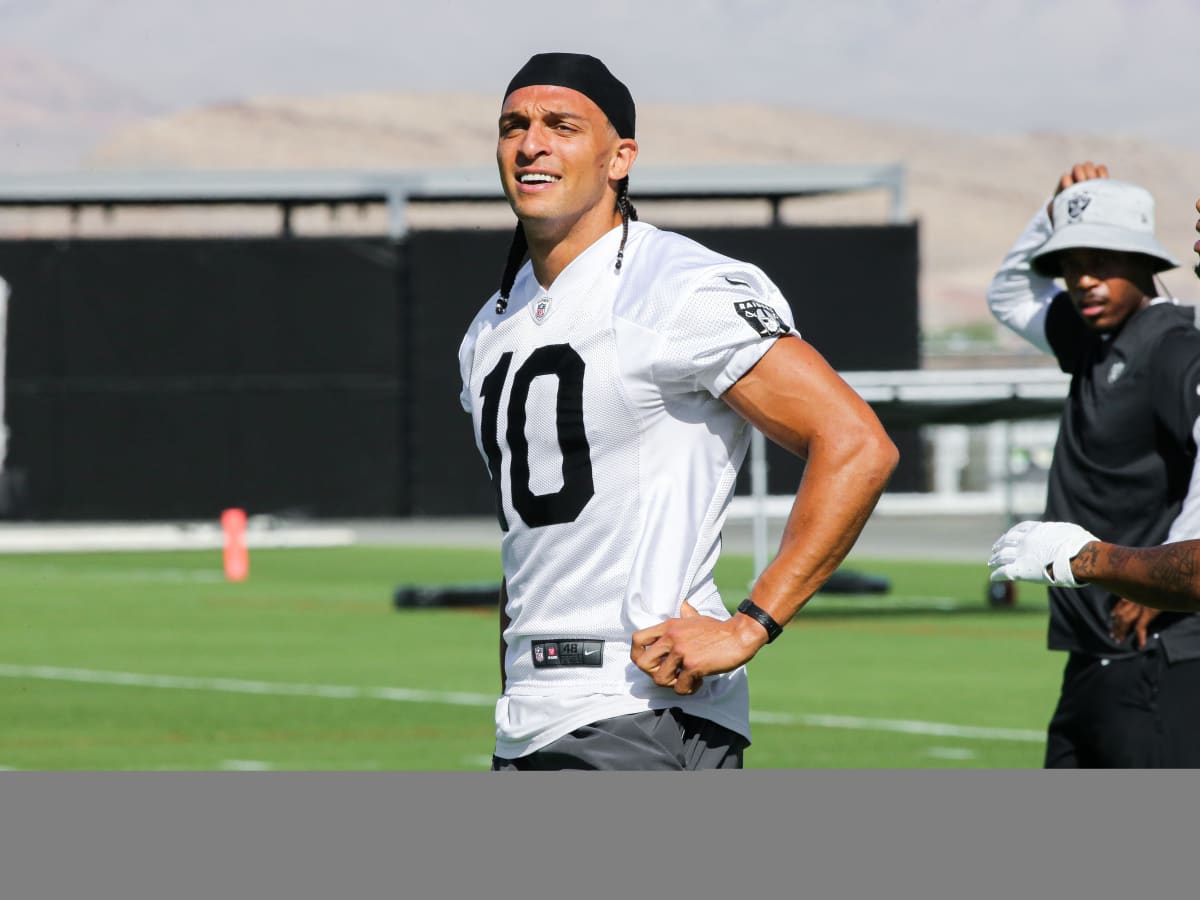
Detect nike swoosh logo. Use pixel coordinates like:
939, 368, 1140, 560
584, 648, 600, 656
724, 275, 750, 287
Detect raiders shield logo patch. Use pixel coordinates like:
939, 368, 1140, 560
735, 300, 786, 337
1067, 194, 1091, 221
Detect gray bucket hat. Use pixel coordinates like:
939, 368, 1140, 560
1030, 178, 1179, 277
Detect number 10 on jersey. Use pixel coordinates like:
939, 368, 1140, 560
479, 343, 595, 531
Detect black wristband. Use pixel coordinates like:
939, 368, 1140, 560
736, 598, 784, 644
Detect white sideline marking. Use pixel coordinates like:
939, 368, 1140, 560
810, 596, 963, 610
0, 664, 1044, 744
0, 664, 496, 707
0, 524, 355, 554
926, 746, 978, 761
222, 759, 273, 771
749, 709, 1043, 743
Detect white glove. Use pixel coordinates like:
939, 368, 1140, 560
988, 521, 1098, 588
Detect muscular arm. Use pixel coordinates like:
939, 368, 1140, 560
1072, 541, 1200, 612
723, 336, 898, 627
631, 336, 898, 692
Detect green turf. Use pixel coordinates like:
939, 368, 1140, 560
0, 546, 1060, 770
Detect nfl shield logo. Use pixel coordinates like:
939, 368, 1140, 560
531, 296, 552, 324
534, 646, 544, 663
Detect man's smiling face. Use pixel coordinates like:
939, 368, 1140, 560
496, 84, 623, 234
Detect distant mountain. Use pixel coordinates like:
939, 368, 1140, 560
0, 46, 158, 171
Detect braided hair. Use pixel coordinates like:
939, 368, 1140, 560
495, 179, 638, 315
614, 176, 638, 274
496, 221, 529, 314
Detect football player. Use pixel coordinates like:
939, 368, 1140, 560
459, 53, 897, 770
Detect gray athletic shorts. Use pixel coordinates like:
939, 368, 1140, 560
491, 707, 748, 771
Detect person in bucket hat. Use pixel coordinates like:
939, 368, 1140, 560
987, 162, 1200, 768
988, 203, 1200, 613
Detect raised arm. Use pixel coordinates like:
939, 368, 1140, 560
630, 335, 898, 694
986, 206, 1058, 354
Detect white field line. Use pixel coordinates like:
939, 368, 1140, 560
808, 596, 963, 610
222, 759, 273, 771
0, 664, 1045, 744
926, 747, 978, 761
0, 525, 356, 554
749, 710, 1043, 743
0, 664, 497, 707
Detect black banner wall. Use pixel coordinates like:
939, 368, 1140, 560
0, 223, 919, 519
1, 239, 402, 518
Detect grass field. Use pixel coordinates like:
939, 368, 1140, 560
0, 545, 1061, 769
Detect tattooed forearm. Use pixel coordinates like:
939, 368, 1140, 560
1146, 543, 1200, 596
1073, 540, 1200, 611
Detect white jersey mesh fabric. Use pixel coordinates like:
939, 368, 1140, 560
458, 221, 799, 758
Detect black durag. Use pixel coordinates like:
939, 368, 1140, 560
503, 52, 635, 139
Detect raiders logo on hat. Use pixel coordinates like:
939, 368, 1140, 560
1033, 179, 1180, 277
1067, 194, 1092, 221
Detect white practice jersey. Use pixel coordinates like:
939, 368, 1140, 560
458, 221, 799, 758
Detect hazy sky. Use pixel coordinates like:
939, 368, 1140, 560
2, 0, 1198, 146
